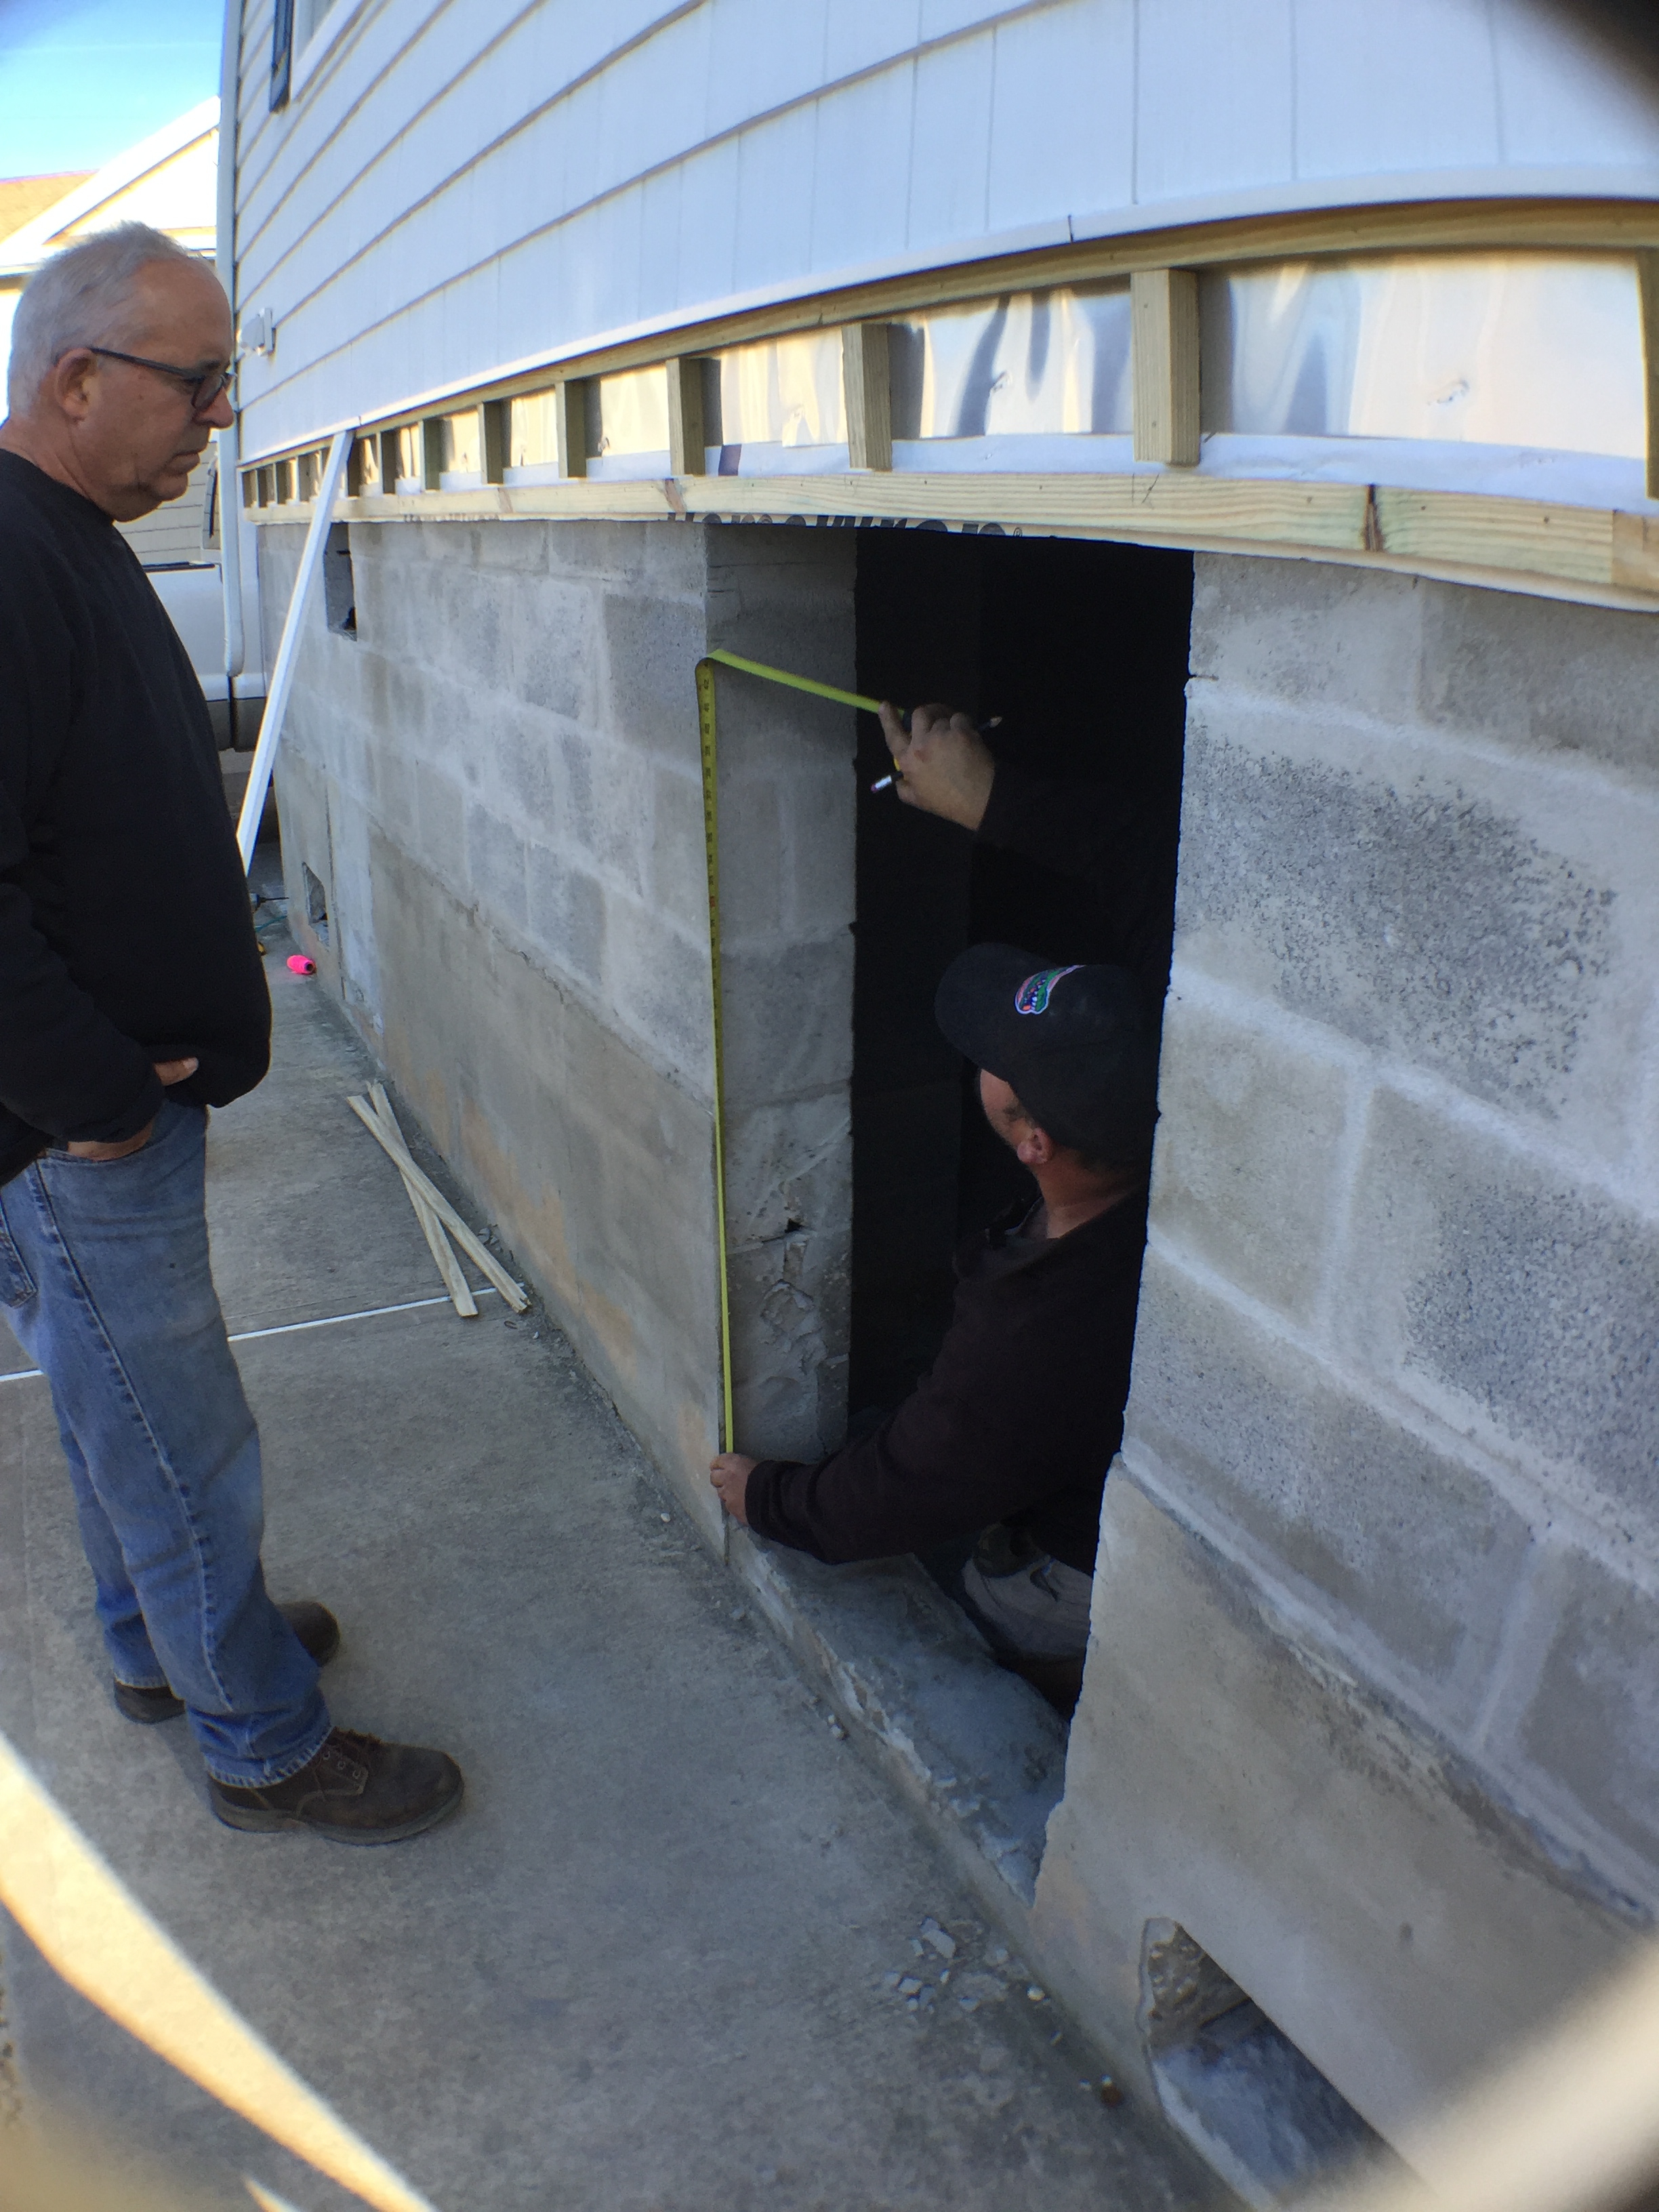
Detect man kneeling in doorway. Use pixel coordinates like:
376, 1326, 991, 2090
710, 944, 1158, 1709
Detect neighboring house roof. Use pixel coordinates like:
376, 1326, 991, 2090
0, 174, 94, 243
0, 98, 218, 279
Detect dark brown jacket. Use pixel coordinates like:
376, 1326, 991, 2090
744, 1186, 1149, 1574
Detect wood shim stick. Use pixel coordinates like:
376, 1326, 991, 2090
1132, 268, 1201, 467
346, 1097, 529, 1311
367, 1084, 477, 1317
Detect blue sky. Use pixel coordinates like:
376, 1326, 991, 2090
0, 0, 222, 178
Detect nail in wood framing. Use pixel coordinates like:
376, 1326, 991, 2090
842, 322, 893, 472
554, 380, 589, 478
481, 398, 509, 485
1638, 251, 1659, 501
1132, 269, 1201, 468
667, 357, 708, 476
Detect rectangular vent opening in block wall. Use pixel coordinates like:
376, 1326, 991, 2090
302, 863, 329, 946
322, 522, 356, 636
1139, 1921, 1401, 2208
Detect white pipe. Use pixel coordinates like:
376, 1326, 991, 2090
235, 428, 351, 869
216, 0, 245, 689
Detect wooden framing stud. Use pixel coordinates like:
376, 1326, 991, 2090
1132, 268, 1201, 468
421, 417, 445, 491
554, 380, 589, 478
666, 356, 708, 476
1638, 251, 1659, 502
481, 398, 509, 485
841, 322, 893, 472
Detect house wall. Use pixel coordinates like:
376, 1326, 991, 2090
259, 515, 858, 1535
228, 0, 1659, 460
1034, 556, 1659, 2145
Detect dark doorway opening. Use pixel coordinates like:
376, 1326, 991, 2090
848, 529, 1193, 1414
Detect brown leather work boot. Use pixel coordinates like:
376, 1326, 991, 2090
209, 1728, 464, 1844
114, 1600, 342, 1724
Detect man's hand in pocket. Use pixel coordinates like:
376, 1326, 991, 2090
66, 1057, 198, 1160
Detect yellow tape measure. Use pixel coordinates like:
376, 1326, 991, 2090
694, 650, 884, 1452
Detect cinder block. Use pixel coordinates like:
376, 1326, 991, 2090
781, 765, 857, 935
465, 803, 528, 928
1035, 1478, 1641, 2147
1340, 1089, 1659, 1540
720, 937, 855, 1107
558, 731, 651, 893
367, 745, 415, 844
1417, 579, 1659, 793
602, 591, 708, 758
1175, 721, 1624, 1132
723, 1093, 854, 1248
705, 621, 857, 775
712, 773, 785, 941
602, 895, 716, 1092
470, 519, 552, 575
1190, 555, 1425, 726
728, 1225, 854, 1463
414, 762, 464, 890
1151, 985, 1355, 1326
1499, 1542, 1659, 1873
525, 848, 605, 987
492, 706, 560, 834
1127, 1250, 1534, 1721
510, 576, 602, 724
649, 763, 714, 939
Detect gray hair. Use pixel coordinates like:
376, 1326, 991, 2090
7, 222, 205, 413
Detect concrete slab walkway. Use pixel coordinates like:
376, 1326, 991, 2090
0, 941, 1222, 2212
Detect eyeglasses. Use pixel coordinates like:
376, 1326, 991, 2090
84, 346, 234, 418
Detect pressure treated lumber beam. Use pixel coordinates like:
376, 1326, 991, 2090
553, 380, 588, 477
1132, 269, 1201, 466
842, 323, 893, 470
666, 357, 708, 476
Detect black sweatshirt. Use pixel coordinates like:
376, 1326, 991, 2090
977, 760, 1176, 1010
744, 1187, 1149, 1574
0, 451, 269, 1185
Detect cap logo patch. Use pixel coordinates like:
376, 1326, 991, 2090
1014, 965, 1082, 1016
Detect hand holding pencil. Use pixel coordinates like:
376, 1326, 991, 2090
872, 701, 999, 832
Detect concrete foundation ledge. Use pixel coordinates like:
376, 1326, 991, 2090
728, 1528, 1067, 1910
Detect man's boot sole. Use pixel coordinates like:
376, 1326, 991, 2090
209, 1780, 464, 1845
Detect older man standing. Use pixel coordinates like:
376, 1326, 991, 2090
0, 223, 462, 1841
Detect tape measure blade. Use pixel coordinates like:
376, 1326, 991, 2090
696, 660, 737, 1455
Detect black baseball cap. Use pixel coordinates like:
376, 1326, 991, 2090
934, 943, 1160, 1162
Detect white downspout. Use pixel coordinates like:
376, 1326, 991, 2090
215, 0, 245, 715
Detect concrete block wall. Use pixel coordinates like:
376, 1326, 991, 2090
258, 518, 856, 1536
1036, 558, 1658, 2146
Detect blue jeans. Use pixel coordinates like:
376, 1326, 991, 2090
0, 1100, 330, 1784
